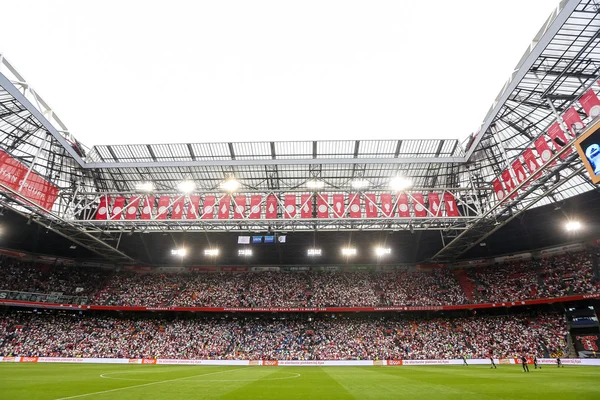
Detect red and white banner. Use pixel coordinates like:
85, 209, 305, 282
265, 195, 278, 219
156, 196, 170, 220
218, 196, 231, 219
110, 197, 125, 220
234, 195, 246, 219
412, 193, 426, 217
501, 170, 516, 199
141, 196, 154, 220
428, 193, 441, 216
186, 196, 200, 219
125, 196, 140, 220
249, 195, 262, 219
547, 122, 571, 159
332, 194, 344, 218
534, 136, 554, 165
284, 194, 296, 218
364, 194, 377, 217
201, 196, 216, 219
397, 193, 410, 217
96, 196, 110, 220
443, 192, 459, 217
171, 197, 185, 220
300, 194, 312, 218
348, 194, 361, 218
561, 106, 585, 136
0, 149, 59, 210
317, 194, 329, 218
511, 159, 527, 187
492, 178, 505, 202
579, 89, 600, 118
380, 193, 393, 217
523, 148, 541, 180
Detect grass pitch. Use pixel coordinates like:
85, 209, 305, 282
1, 364, 599, 400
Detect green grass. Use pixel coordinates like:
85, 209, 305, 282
1, 364, 599, 400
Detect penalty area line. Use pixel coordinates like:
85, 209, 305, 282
55, 366, 249, 399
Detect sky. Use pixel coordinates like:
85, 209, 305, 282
0, 0, 559, 147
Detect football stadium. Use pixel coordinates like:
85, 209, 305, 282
1, 0, 600, 399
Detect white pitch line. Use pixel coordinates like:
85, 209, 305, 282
55, 367, 248, 400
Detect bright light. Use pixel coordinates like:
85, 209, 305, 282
565, 221, 582, 231
375, 247, 391, 256
341, 248, 357, 256
238, 249, 253, 256
204, 249, 219, 256
351, 179, 369, 189
135, 182, 154, 192
390, 177, 412, 191
171, 248, 187, 257
177, 181, 195, 193
307, 248, 322, 256
306, 180, 325, 189
222, 179, 240, 192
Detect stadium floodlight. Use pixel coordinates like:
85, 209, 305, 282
375, 247, 391, 256
238, 248, 252, 256
171, 248, 187, 257
222, 178, 240, 192
306, 180, 325, 189
307, 248, 322, 256
565, 221, 582, 231
341, 248, 357, 256
204, 249, 219, 256
135, 182, 154, 192
390, 177, 412, 191
351, 179, 369, 189
177, 180, 195, 194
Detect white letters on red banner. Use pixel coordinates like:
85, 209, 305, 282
501, 170, 516, 199
512, 159, 527, 186
218, 196, 231, 219
96, 196, 110, 220
265, 195, 278, 219
493, 179, 505, 202
364, 194, 377, 217
397, 193, 410, 217
317, 194, 329, 218
443, 192, 459, 217
234, 195, 246, 219
523, 149, 541, 180
202, 196, 215, 219
534, 136, 554, 165
171, 197, 184, 220
428, 193, 441, 216
333, 194, 345, 218
141, 196, 154, 220
186, 196, 200, 219
380, 194, 393, 217
547, 122, 571, 159
125, 196, 140, 220
561, 106, 585, 136
110, 197, 125, 220
156, 196, 170, 220
579, 89, 600, 118
249, 195, 262, 219
412, 193, 426, 217
348, 194, 361, 218
284, 195, 296, 218
300, 194, 312, 218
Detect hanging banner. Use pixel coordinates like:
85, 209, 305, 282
171, 197, 185, 220
201, 196, 215, 219
140, 196, 154, 220
561, 106, 585, 136
412, 193, 426, 217
234, 195, 246, 219
249, 195, 262, 219
218, 196, 231, 219
300, 194, 312, 218
574, 335, 600, 355
0, 149, 59, 210
534, 136, 554, 165
332, 194, 345, 218
492, 179, 505, 202
547, 122, 571, 159
364, 194, 378, 217
316, 194, 329, 218
348, 194, 361, 218
265, 194, 278, 219
380, 194, 393, 217
186, 196, 200, 219
110, 197, 125, 220
284, 194, 296, 218
512, 159, 527, 187
501, 170, 517, 199
523, 148, 542, 180
156, 196, 171, 220
579, 89, 600, 119
428, 193, 441, 216
95, 196, 110, 220
443, 192, 459, 217
125, 196, 140, 220
397, 193, 410, 217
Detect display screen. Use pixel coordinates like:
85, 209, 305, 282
574, 119, 600, 184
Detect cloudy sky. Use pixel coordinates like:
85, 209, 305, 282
0, 0, 558, 147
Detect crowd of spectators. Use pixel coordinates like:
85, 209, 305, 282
0, 311, 566, 360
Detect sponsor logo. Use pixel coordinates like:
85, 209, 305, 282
387, 360, 403, 366
1, 356, 16, 362
20, 357, 39, 363
263, 360, 278, 366
249, 360, 260, 366
128, 359, 139, 363
142, 359, 157, 364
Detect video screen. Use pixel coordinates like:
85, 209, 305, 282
575, 120, 600, 184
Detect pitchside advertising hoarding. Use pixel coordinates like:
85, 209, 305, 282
0, 149, 59, 210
